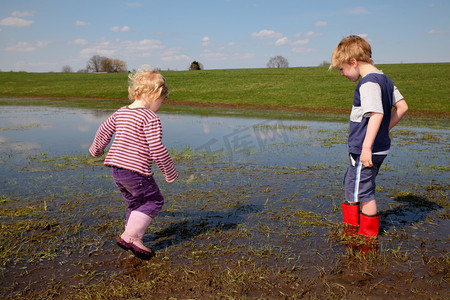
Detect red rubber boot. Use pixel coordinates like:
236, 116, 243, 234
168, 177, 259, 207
358, 212, 379, 237
342, 201, 360, 226
342, 201, 360, 237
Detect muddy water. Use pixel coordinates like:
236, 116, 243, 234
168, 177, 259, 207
0, 104, 448, 298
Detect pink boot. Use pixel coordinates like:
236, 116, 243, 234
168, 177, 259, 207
117, 210, 154, 260
358, 212, 379, 237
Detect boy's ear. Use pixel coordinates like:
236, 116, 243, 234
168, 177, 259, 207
350, 58, 358, 67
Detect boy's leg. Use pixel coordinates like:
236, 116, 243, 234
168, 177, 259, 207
342, 154, 361, 230
342, 201, 360, 226
358, 212, 379, 237
357, 155, 386, 237
344, 154, 385, 237
360, 200, 377, 216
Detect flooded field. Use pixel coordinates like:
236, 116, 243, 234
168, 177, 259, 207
0, 102, 448, 299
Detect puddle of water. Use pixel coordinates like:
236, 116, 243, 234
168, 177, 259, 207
1, 104, 448, 178
1, 104, 448, 233
0, 102, 449, 298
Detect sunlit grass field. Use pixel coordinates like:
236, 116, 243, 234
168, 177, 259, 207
0, 63, 448, 114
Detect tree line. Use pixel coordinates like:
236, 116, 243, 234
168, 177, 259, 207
62, 55, 128, 73
61, 56, 330, 73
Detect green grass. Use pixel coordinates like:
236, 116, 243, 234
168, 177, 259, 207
0, 63, 449, 115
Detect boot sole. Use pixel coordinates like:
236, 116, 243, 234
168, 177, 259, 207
129, 244, 154, 260
117, 238, 132, 251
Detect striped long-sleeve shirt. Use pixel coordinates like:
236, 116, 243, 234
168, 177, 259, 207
89, 106, 178, 183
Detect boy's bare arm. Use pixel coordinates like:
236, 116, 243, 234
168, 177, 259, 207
389, 99, 408, 131
361, 112, 384, 167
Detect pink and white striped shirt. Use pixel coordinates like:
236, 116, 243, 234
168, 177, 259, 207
89, 106, 178, 183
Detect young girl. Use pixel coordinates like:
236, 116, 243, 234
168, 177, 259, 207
89, 66, 178, 259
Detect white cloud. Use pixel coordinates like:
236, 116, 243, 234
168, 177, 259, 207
111, 26, 131, 32
356, 33, 372, 41
124, 39, 165, 51
348, 7, 370, 15
158, 47, 189, 62
427, 29, 450, 34
276, 37, 310, 47
80, 39, 117, 57
202, 36, 210, 46
125, 2, 142, 7
275, 37, 289, 46
200, 51, 255, 61
36, 41, 49, 48
5, 41, 35, 52
75, 20, 90, 26
11, 11, 35, 17
314, 21, 328, 27
161, 54, 190, 62
80, 38, 166, 59
291, 47, 315, 54
305, 31, 322, 37
5, 41, 48, 52
292, 39, 309, 45
251, 29, 283, 39
0, 17, 34, 27
68, 38, 88, 46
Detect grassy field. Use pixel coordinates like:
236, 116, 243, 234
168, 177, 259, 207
0, 63, 449, 115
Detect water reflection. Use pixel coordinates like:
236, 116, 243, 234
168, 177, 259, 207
0, 105, 349, 165
0, 105, 448, 179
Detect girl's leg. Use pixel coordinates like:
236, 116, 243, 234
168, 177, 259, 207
112, 167, 163, 259
120, 210, 154, 259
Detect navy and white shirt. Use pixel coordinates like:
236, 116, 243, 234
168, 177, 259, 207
348, 70, 404, 155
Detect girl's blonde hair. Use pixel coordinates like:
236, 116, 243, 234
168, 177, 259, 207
128, 65, 169, 101
330, 35, 373, 70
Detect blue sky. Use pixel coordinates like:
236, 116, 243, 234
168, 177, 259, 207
0, 0, 449, 72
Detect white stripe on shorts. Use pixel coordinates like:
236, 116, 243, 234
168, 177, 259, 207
353, 160, 362, 202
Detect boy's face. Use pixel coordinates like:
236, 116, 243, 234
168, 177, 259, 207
339, 60, 360, 82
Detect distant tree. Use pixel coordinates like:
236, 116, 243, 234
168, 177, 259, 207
266, 56, 289, 68
101, 58, 127, 73
319, 60, 331, 67
86, 55, 107, 72
189, 61, 203, 70
61, 65, 73, 73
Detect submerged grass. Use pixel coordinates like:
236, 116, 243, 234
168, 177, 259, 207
1, 137, 448, 298
0, 103, 448, 298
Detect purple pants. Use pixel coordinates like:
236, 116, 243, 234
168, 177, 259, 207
112, 167, 164, 222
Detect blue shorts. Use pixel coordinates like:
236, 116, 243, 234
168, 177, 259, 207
112, 167, 164, 221
344, 153, 386, 203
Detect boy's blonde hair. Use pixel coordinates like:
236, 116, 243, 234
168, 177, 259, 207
329, 35, 373, 70
128, 65, 169, 101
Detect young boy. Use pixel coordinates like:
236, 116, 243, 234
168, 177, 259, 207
330, 35, 408, 237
